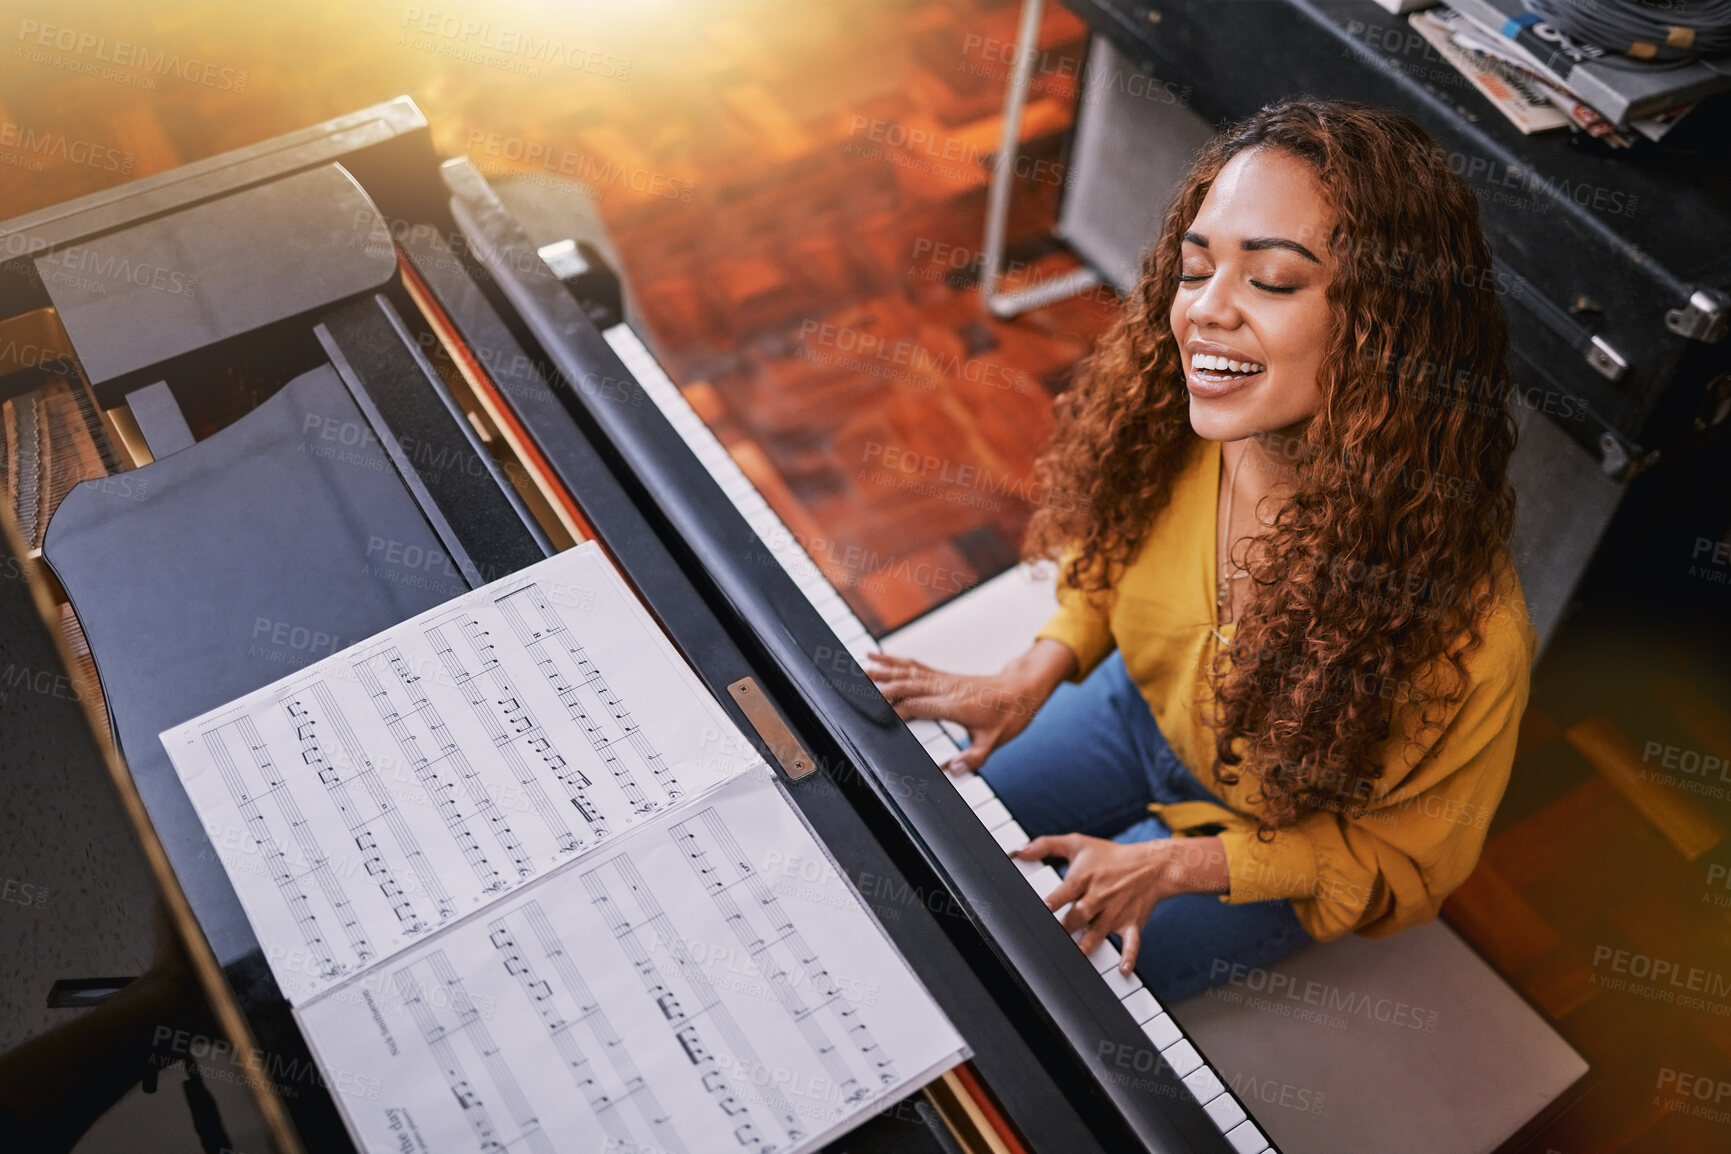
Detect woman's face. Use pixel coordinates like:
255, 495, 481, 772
1170, 146, 1336, 444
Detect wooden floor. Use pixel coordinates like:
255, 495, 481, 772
5, 2, 1731, 1152
0, 0, 1117, 635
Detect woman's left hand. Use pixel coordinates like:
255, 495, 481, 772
1011, 834, 1229, 975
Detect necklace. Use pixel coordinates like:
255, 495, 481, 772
1215, 445, 1251, 635
1216, 446, 1250, 611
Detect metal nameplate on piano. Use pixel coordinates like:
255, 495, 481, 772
728, 677, 817, 780
34, 162, 398, 388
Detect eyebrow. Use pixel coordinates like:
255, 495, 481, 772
1183, 230, 1322, 265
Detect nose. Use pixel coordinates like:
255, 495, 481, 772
1185, 273, 1241, 332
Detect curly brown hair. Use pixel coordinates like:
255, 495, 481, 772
1024, 97, 1519, 836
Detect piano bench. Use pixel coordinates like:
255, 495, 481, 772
1171, 921, 1588, 1154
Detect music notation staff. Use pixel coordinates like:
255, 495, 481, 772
165, 544, 966, 1154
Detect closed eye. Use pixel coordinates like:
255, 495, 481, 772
1252, 280, 1299, 294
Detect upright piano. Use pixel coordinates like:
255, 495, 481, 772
0, 99, 1276, 1153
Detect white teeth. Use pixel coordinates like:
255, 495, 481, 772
1192, 353, 1265, 373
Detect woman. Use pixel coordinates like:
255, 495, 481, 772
866, 98, 1535, 1004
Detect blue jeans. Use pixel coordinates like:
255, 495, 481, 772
981, 651, 1311, 1003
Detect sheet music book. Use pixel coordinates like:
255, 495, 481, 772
161, 541, 967, 1154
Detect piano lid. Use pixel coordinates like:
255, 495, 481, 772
34, 163, 398, 388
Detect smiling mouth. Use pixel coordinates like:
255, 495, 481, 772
1190, 353, 1266, 383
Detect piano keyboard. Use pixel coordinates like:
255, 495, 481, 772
604, 322, 1277, 1154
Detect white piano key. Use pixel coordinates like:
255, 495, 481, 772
1160, 1039, 1205, 1079
950, 773, 995, 807
814, 596, 858, 631
1225, 1118, 1266, 1154
1204, 1088, 1247, 1133
1120, 987, 1161, 1023
1026, 865, 1063, 899
805, 585, 848, 616
905, 718, 945, 741
1182, 1063, 1226, 1106
990, 820, 1029, 852
1098, 964, 1141, 999
921, 733, 957, 761
834, 623, 874, 652
1140, 1013, 1182, 1051
730, 481, 774, 510
972, 797, 1014, 830
1087, 939, 1119, 972
788, 559, 831, 588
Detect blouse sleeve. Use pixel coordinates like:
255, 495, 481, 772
1034, 548, 1118, 682
1215, 601, 1536, 941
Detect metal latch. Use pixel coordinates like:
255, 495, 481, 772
1598, 432, 1661, 483
1666, 289, 1730, 344
1585, 335, 1628, 382
728, 677, 817, 780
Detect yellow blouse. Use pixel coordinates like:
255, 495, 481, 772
1035, 436, 1536, 941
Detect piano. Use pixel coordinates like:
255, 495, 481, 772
0, 99, 1274, 1154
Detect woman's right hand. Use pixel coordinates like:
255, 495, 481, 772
865, 639, 1076, 772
